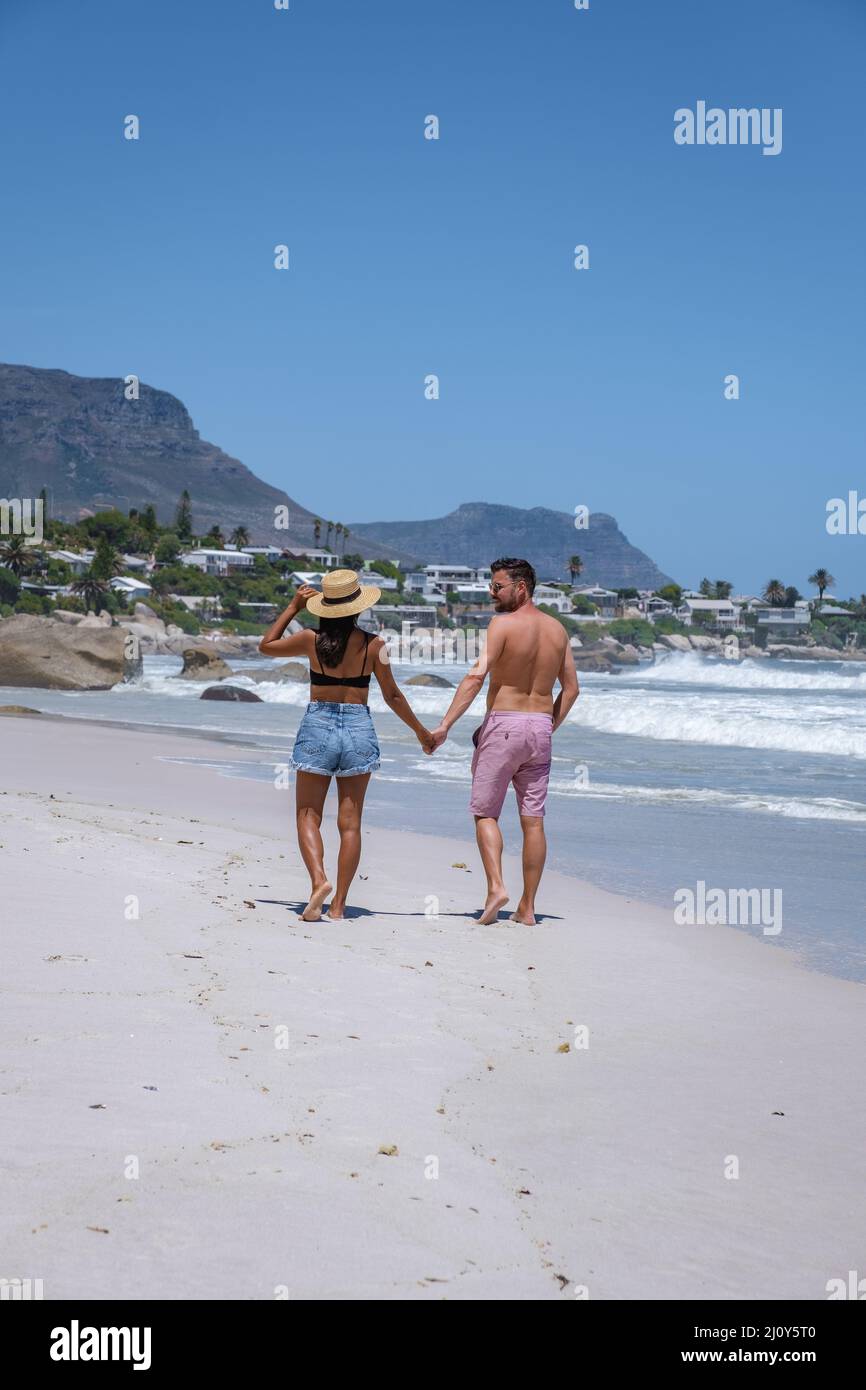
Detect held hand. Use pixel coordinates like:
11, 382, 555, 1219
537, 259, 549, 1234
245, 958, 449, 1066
429, 725, 448, 751
418, 727, 436, 755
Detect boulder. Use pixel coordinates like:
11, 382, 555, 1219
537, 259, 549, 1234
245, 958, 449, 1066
688, 633, 720, 651
179, 647, 234, 681
239, 662, 308, 684
610, 644, 641, 665
0, 614, 141, 690
51, 609, 85, 625
572, 651, 615, 672
0, 705, 43, 716
200, 684, 263, 702
406, 672, 454, 687
134, 602, 164, 627
658, 634, 692, 653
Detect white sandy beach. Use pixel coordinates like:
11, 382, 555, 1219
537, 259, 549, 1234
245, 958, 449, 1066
2, 713, 865, 1301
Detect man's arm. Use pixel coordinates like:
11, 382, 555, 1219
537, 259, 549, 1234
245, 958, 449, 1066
551, 638, 580, 732
430, 619, 507, 747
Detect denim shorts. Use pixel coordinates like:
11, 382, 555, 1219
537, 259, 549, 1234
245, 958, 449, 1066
291, 702, 381, 778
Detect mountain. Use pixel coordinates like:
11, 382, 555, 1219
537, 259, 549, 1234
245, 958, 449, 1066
350, 502, 672, 588
0, 362, 316, 544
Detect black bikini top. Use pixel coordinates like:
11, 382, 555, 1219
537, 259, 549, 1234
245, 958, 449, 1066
309, 631, 372, 688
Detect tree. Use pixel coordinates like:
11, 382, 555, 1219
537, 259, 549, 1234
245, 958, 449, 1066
71, 572, 110, 612
90, 537, 124, 581
313, 518, 322, 548
230, 525, 250, 549
808, 568, 835, 605
568, 554, 583, 584
0, 535, 39, 576
335, 523, 344, 555
762, 579, 786, 607
141, 505, 158, 538
343, 526, 351, 555
204, 524, 225, 548
325, 520, 334, 552
175, 490, 193, 542
155, 532, 182, 564
784, 585, 801, 607
0, 566, 20, 604
657, 583, 683, 606
714, 580, 733, 599
699, 577, 713, 597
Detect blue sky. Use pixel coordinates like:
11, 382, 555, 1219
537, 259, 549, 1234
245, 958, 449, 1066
1, 0, 864, 595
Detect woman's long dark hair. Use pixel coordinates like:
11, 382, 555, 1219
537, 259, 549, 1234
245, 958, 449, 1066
315, 615, 359, 669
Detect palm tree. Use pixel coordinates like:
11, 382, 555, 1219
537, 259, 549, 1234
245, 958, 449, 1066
204, 525, 225, 548
313, 518, 322, 548
335, 523, 344, 556
763, 579, 786, 607
343, 526, 351, 557
0, 534, 39, 576
714, 580, 733, 599
325, 521, 334, 553
568, 554, 583, 585
230, 525, 250, 549
699, 577, 713, 597
71, 572, 110, 612
808, 568, 835, 607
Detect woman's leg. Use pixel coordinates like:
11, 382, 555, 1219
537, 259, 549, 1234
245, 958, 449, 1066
295, 771, 332, 920
327, 772, 371, 920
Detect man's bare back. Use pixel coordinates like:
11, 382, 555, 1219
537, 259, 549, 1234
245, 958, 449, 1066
486, 604, 569, 715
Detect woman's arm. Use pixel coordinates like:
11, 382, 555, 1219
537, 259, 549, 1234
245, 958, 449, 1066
372, 640, 435, 752
258, 586, 318, 657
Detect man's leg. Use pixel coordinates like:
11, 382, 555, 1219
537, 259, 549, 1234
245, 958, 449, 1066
512, 814, 546, 925
295, 770, 332, 920
474, 815, 509, 923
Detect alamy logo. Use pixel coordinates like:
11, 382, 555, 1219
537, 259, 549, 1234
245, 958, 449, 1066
674, 881, 782, 936
826, 491, 866, 535
674, 102, 782, 156
0, 1277, 43, 1300
0, 497, 44, 543
50, 1320, 152, 1371
826, 1270, 866, 1300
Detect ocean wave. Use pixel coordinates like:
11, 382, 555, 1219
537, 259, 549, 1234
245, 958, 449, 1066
625, 651, 866, 692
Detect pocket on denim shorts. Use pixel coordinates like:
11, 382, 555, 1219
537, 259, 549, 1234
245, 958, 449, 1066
346, 722, 379, 764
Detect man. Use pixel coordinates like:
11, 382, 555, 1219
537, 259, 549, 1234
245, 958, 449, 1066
430, 558, 579, 924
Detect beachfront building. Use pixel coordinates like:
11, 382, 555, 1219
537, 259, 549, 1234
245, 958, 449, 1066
573, 585, 618, 618
642, 595, 674, 618
359, 568, 399, 591
535, 583, 573, 613
304, 550, 341, 569
238, 545, 285, 563
367, 604, 438, 633
405, 564, 491, 602
110, 575, 153, 600
752, 602, 812, 638
677, 597, 742, 631
171, 594, 223, 621
180, 548, 255, 577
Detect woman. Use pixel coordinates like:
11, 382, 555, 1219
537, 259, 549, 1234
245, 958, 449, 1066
259, 569, 434, 922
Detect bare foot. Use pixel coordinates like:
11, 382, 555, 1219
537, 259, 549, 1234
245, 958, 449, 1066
510, 907, 537, 925
301, 880, 332, 922
325, 901, 346, 921
477, 889, 509, 925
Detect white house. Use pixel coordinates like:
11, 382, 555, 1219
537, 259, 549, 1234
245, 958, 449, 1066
180, 549, 255, 576
111, 575, 153, 599
573, 585, 619, 617
535, 583, 572, 613
359, 568, 398, 591
678, 598, 741, 630
304, 550, 341, 569
753, 601, 812, 633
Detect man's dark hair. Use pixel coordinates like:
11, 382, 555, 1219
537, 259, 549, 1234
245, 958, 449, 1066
490, 557, 536, 596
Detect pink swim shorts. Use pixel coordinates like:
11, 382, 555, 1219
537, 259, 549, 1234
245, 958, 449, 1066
469, 710, 553, 819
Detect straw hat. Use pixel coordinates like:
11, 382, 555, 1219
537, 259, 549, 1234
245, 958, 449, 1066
304, 568, 381, 619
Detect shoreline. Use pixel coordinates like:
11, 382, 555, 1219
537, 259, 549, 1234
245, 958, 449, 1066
2, 715, 865, 1299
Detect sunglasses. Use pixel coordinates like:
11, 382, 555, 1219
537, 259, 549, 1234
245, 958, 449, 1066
489, 580, 514, 594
